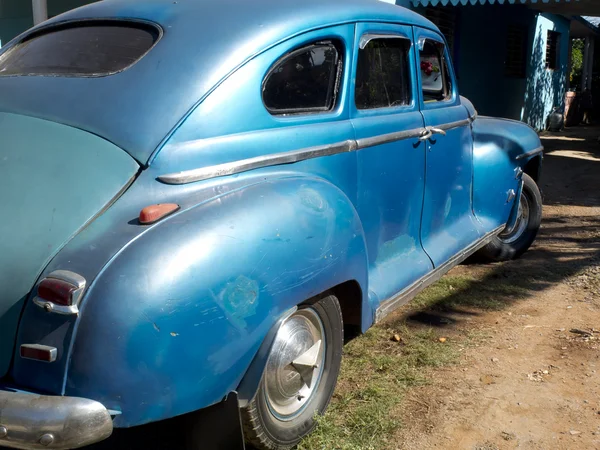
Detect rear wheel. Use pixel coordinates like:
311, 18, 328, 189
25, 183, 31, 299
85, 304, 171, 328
241, 294, 343, 450
477, 173, 542, 262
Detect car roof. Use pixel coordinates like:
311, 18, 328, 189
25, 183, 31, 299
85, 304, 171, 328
0, 0, 439, 164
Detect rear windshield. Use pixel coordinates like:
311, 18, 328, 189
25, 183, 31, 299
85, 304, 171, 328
0, 21, 160, 77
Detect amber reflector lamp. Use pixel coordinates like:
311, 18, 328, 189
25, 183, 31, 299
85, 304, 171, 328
139, 203, 180, 225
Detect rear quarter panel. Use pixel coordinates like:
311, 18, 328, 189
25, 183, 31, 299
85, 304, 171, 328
64, 173, 368, 427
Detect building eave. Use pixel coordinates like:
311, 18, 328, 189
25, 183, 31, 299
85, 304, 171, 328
413, 0, 600, 16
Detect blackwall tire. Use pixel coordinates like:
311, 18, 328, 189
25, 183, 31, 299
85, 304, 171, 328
477, 173, 542, 262
241, 294, 343, 450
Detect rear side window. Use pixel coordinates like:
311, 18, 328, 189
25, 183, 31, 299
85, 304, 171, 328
262, 41, 343, 115
355, 37, 412, 110
0, 21, 160, 77
419, 39, 452, 102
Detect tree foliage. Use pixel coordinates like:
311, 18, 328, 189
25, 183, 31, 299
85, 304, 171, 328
570, 38, 585, 90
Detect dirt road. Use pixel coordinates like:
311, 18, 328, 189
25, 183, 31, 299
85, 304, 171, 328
395, 127, 600, 450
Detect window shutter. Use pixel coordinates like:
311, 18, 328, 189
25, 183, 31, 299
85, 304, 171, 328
505, 24, 528, 78
424, 6, 457, 55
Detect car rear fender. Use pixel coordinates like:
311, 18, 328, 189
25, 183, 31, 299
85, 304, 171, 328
63, 175, 368, 427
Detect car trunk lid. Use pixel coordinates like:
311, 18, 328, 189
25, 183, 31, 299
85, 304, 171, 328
0, 112, 139, 377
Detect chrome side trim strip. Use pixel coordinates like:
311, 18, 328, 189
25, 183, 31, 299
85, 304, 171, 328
516, 146, 544, 160
375, 225, 505, 322
355, 127, 424, 150
435, 118, 472, 132
159, 139, 357, 185
159, 126, 422, 185
159, 115, 478, 185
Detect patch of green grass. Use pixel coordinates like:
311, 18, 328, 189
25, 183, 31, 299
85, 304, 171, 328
299, 271, 526, 449
411, 275, 529, 311
298, 326, 457, 450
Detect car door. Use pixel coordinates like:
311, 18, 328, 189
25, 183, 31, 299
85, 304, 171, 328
414, 27, 482, 267
351, 23, 432, 307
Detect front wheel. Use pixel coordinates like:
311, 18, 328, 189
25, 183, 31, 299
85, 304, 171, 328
477, 173, 542, 262
241, 294, 343, 450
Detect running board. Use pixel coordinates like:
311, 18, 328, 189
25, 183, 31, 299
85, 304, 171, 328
375, 225, 505, 322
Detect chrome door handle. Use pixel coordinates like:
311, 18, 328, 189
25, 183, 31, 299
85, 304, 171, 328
419, 129, 433, 141
429, 127, 447, 136
419, 127, 446, 142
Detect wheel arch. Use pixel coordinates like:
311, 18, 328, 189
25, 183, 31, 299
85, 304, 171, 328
472, 116, 542, 231
236, 279, 363, 407
522, 154, 543, 184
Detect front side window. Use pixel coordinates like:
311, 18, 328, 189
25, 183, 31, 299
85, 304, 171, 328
355, 37, 411, 110
0, 21, 160, 77
262, 41, 342, 115
419, 39, 452, 102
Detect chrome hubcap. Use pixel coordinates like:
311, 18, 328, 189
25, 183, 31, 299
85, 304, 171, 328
500, 193, 530, 244
264, 308, 326, 420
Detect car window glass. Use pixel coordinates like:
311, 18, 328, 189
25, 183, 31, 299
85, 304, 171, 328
0, 21, 159, 77
419, 39, 452, 102
263, 41, 342, 115
355, 37, 411, 110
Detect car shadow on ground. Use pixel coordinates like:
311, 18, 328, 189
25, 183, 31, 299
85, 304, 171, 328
396, 125, 600, 331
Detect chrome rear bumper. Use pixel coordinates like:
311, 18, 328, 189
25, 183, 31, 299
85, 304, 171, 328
0, 390, 112, 449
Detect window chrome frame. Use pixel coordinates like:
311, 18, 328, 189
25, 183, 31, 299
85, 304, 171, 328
354, 32, 414, 112
0, 18, 163, 78
261, 40, 344, 116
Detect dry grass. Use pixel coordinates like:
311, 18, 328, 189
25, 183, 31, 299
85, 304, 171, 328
298, 271, 530, 449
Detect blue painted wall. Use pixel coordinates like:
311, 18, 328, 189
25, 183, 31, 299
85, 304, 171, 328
522, 12, 570, 130
413, 4, 570, 130
449, 5, 536, 121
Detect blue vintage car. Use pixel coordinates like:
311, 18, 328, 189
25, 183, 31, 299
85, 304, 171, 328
0, 0, 543, 448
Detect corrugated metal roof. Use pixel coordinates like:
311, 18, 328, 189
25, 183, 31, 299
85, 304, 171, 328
413, 0, 579, 6
584, 16, 600, 26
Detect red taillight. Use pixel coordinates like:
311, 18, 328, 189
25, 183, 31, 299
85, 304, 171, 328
37, 278, 77, 306
34, 270, 86, 315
